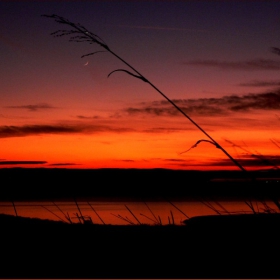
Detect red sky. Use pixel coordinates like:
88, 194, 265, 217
1, 1, 280, 170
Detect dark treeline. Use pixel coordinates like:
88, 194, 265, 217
0, 168, 280, 201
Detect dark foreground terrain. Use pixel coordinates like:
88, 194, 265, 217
1, 213, 280, 278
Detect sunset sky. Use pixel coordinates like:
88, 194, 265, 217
1, 0, 280, 170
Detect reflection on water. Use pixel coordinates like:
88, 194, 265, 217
1, 199, 278, 225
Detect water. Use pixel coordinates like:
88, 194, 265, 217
1, 199, 277, 225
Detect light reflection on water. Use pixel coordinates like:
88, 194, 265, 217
0, 200, 278, 225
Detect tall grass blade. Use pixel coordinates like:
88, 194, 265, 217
11, 201, 18, 217
124, 204, 141, 225
167, 200, 189, 219
52, 201, 71, 223
210, 199, 230, 215
74, 198, 85, 224
111, 213, 134, 225
43, 14, 248, 173
140, 213, 158, 224
199, 198, 221, 215
170, 210, 175, 225
41, 205, 66, 222
87, 202, 106, 225
144, 201, 160, 224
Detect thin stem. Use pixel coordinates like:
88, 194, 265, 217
41, 205, 66, 222
11, 201, 18, 217
144, 201, 160, 224
108, 49, 247, 173
43, 14, 247, 173
52, 201, 71, 223
87, 202, 106, 225
74, 198, 85, 224
124, 204, 141, 225
167, 200, 189, 219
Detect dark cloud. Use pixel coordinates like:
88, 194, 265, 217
225, 92, 280, 111
48, 163, 80, 166
2, 91, 278, 139
163, 158, 187, 162
142, 127, 194, 133
5, 103, 56, 112
123, 91, 280, 117
124, 100, 224, 117
0, 161, 47, 165
76, 115, 100, 119
0, 124, 84, 138
238, 80, 280, 87
169, 155, 280, 169
183, 59, 280, 71
0, 124, 133, 138
207, 155, 280, 168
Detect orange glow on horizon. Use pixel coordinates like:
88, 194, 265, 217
1, 126, 279, 171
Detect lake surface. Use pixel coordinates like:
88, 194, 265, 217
1, 199, 278, 225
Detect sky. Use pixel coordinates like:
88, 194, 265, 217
1, 0, 280, 171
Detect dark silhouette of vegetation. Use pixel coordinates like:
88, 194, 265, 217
42, 14, 246, 173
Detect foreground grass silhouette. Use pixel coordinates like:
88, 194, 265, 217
1, 212, 280, 278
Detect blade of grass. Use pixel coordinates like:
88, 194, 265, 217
11, 201, 18, 217
167, 200, 189, 219
140, 213, 158, 224
41, 205, 66, 222
124, 204, 141, 225
158, 215, 162, 225
87, 202, 106, 225
43, 14, 248, 173
74, 198, 85, 224
144, 201, 160, 224
111, 213, 134, 225
52, 201, 71, 223
170, 210, 175, 225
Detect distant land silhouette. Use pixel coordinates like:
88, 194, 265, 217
0, 168, 280, 201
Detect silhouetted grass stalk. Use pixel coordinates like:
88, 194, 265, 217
111, 213, 135, 225
170, 210, 175, 225
124, 204, 141, 225
74, 199, 87, 224
42, 14, 247, 173
199, 199, 222, 215
74, 213, 83, 224
11, 201, 18, 217
140, 213, 158, 224
41, 205, 66, 222
144, 201, 160, 224
87, 202, 106, 225
214, 200, 230, 214
52, 201, 71, 223
66, 212, 72, 224
167, 200, 189, 219
43, 14, 258, 213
